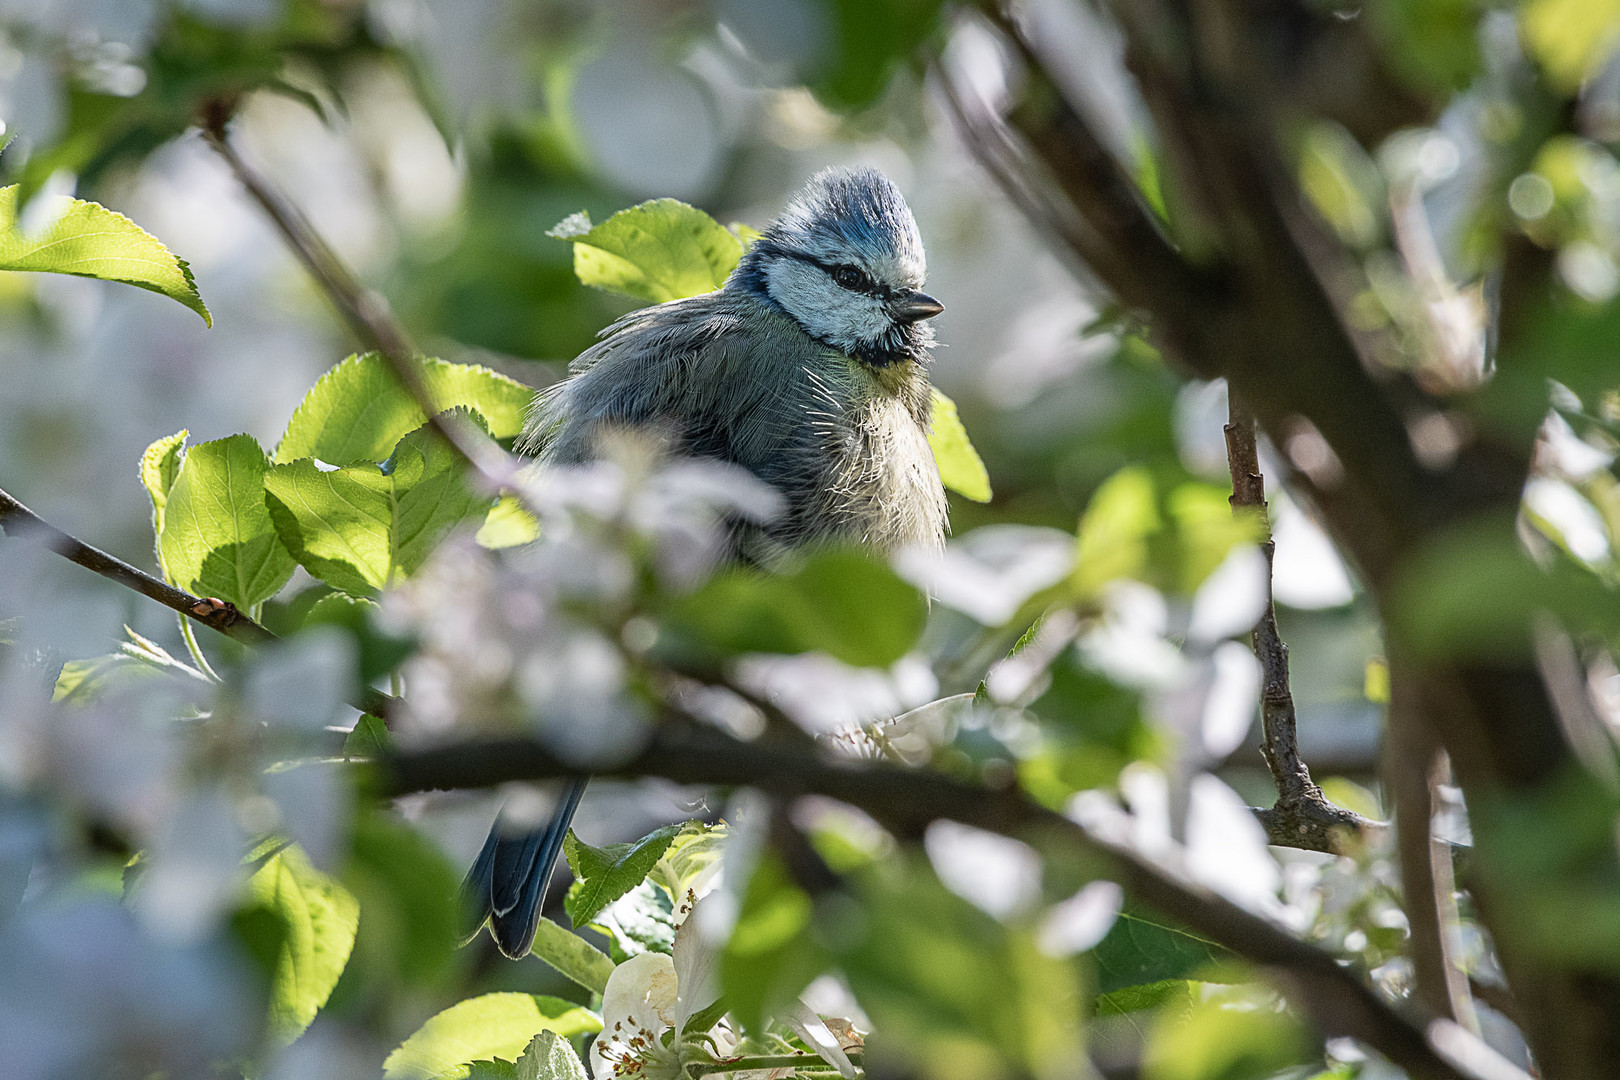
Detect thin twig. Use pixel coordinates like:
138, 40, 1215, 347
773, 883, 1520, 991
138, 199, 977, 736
201, 120, 519, 491
1223, 397, 1373, 852
378, 725, 1522, 1080
0, 483, 396, 720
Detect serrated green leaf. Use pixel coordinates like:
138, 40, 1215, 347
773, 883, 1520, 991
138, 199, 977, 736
550, 199, 743, 304
590, 879, 677, 961
343, 712, 390, 759
159, 434, 296, 610
564, 823, 684, 928
265, 417, 490, 596
928, 388, 991, 503
516, 1030, 590, 1080
530, 917, 615, 994
139, 429, 188, 550
477, 494, 540, 549
1091, 908, 1237, 995
665, 548, 926, 666
274, 354, 533, 466
0, 185, 210, 324
383, 994, 601, 1080
248, 843, 360, 1046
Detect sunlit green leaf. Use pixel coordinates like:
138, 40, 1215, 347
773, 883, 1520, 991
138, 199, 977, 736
0, 185, 210, 324
159, 434, 296, 610
1143, 987, 1311, 1080
564, 823, 684, 928
477, 494, 540, 549
1074, 466, 1161, 596
247, 843, 360, 1045
550, 199, 743, 303
1522, 0, 1620, 92
383, 994, 601, 1080
274, 353, 533, 465
139, 429, 188, 550
721, 851, 825, 1034
929, 388, 992, 503
265, 417, 490, 596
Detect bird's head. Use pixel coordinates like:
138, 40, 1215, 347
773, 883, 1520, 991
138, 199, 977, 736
732, 167, 943, 370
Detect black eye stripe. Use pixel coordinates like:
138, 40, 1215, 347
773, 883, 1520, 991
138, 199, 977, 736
785, 252, 888, 298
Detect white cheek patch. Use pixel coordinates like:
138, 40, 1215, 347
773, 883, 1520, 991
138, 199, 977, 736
764, 258, 893, 353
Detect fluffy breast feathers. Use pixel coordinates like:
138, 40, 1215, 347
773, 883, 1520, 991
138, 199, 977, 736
521, 290, 946, 554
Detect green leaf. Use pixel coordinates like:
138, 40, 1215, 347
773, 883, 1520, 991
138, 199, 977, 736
529, 917, 616, 995
651, 821, 727, 900
1074, 466, 1161, 597
549, 199, 743, 303
1091, 907, 1237, 996
812, 0, 948, 110
1521, 0, 1620, 91
53, 652, 168, 703
477, 495, 540, 549
382, 994, 602, 1080
343, 813, 460, 991
274, 354, 533, 466
665, 548, 926, 666
265, 417, 490, 596
1094, 978, 1196, 1017
158, 434, 296, 610
247, 843, 360, 1045
0, 185, 210, 324
303, 592, 414, 684
837, 855, 1088, 1080
564, 824, 684, 928
928, 388, 992, 503
589, 879, 677, 961
515, 1030, 590, 1080
139, 429, 188, 549
1144, 988, 1311, 1080
721, 851, 824, 1034
343, 712, 391, 759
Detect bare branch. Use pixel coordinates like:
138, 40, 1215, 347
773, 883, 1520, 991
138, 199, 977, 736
202, 121, 520, 491
1223, 398, 1374, 852
0, 482, 396, 720
378, 725, 1521, 1080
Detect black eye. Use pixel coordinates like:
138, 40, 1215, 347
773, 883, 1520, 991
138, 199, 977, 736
832, 265, 870, 292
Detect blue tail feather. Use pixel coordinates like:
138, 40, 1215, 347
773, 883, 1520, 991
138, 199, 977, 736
460, 776, 589, 959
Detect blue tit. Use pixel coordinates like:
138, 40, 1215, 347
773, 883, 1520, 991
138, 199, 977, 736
462, 166, 949, 958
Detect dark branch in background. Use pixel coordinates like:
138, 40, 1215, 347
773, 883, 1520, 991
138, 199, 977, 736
200, 118, 519, 491
379, 726, 1520, 1080
0, 483, 396, 720
1223, 400, 1372, 851
1388, 668, 1479, 1030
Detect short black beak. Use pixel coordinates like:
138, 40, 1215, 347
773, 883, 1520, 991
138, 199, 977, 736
890, 290, 944, 323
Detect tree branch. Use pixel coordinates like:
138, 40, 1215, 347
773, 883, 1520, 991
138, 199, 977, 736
378, 727, 1523, 1080
1223, 399, 1374, 852
0, 482, 396, 720
201, 120, 520, 492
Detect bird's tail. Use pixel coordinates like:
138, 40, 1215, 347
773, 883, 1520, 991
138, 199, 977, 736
459, 777, 589, 959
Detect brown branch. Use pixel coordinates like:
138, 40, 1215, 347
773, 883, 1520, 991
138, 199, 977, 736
1387, 674, 1480, 1030
378, 726, 1521, 1080
0, 484, 274, 645
0, 482, 396, 721
1224, 398, 1374, 852
201, 120, 520, 491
